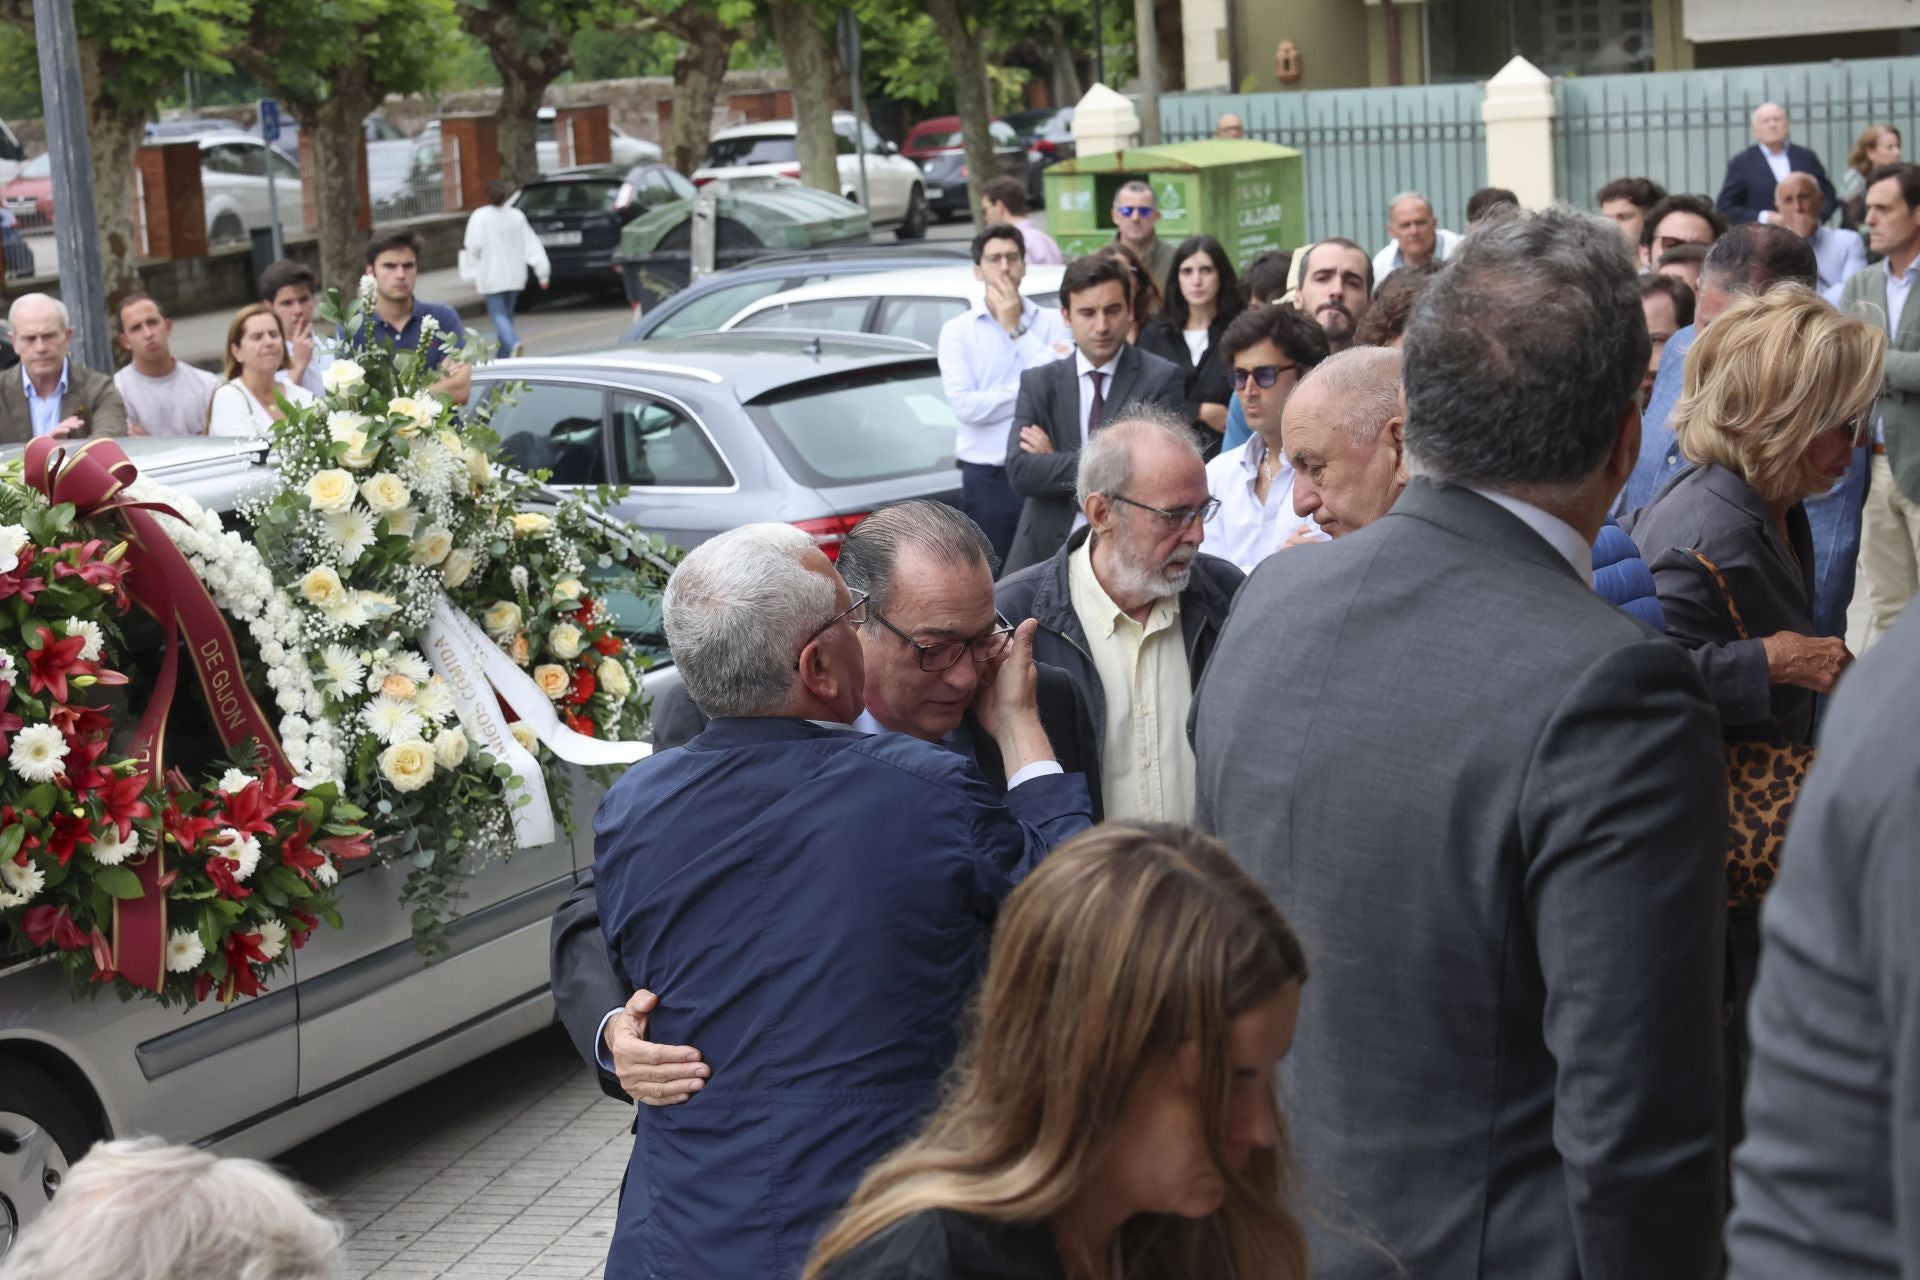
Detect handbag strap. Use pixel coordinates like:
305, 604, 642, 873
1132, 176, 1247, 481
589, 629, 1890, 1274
1683, 548, 1752, 641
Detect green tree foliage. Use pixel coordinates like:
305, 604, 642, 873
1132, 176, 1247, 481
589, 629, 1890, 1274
456, 0, 629, 190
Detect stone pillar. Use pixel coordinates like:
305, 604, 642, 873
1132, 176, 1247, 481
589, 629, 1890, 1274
553, 103, 612, 168
1481, 56, 1556, 210
438, 114, 501, 213
1181, 0, 1233, 94
131, 141, 207, 260
1070, 83, 1141, 159
298, 131, 371, 234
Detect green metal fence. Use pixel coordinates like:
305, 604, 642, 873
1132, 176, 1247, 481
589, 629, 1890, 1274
1160, 85, 1487, 247
1552, 57, 1920, 209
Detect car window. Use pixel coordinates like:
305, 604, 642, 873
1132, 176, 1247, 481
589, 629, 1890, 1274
989, 121, 1017, 146
537, 119, 555, 144
615, 394, 732, 488
733, 297, 871, 333
412, 142, 441, 178
200, 144, 250, 176
516, 181, 620, 217
704, 136, 797, 168
646, 278, 795, 339
833, 131, 857, 157
861, 121, 886, 153
491, 383, 607, 485
750, 367, 957, 486
266, 148, 299, 181
917, 130, 962, 150
874, 297, 966, 348
640, 169, 683, 204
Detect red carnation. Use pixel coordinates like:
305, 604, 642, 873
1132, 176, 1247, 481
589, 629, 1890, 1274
573, 598, 595, 625
592, 635, 622, 656
568, 667, 597, 705
564, 710, 596, 737
22, 904, 87, 951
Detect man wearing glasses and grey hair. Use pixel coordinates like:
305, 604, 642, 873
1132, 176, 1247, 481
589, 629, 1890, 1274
997, 407, 1244, 826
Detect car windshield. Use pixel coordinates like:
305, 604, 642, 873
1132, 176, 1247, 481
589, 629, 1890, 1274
516, 181, 621, 217
915, 130, 963, 150
705, 136, 796, 168
749, 367, 956, 486
21, 153, 48, 179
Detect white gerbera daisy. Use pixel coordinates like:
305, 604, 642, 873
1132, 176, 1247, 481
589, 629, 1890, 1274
412, 675, 455, 723
219, 767, 254, 794
0, 856, 45, 904
166, 928, 206, 974
214, 828, 262, 882
361, 694, 425, 745
320, 645, 367, 700
64, 616, 104, 662
314, 856, 339, 888
89, 825, 139, 867
322, 509, 378, 565
8, 724, 68, 783
256, 918, 289, 962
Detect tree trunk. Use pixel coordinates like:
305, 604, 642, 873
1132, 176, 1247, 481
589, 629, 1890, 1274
494, 67, 549, 191
663, 10, 734, 177
465, 7, 571, 191
927, 0, 995, 231
307, 89, 379, 298
88, 105, 147, 306
1132, 0, 1162, 144
1155, 0, 1185, 93
763, 3, 839, 197
1045, 16, 1083, 105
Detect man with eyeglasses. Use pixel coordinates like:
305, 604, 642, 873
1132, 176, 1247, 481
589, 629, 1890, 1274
998, 408, 1244, 826
1110, 179, 1176, 287
587, 523, 1091, 1279
1201, 303, 1332, 571
939, 224, 1071, 565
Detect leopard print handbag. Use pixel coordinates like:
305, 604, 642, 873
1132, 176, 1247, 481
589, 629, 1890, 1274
1683, 549, 1815, 911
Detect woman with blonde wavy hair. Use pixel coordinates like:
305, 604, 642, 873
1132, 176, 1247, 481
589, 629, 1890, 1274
1840, 124, 1901, 227
805, 822, 1310, 1280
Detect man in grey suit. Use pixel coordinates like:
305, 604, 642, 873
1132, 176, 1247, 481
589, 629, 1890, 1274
1002, 253, 1183, 574
1192, 207, 1730, 1279
0, 293, 127, 444
1726, 610, 1920, 1277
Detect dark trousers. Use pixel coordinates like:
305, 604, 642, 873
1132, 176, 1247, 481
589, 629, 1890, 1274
960, 461, 1022, 573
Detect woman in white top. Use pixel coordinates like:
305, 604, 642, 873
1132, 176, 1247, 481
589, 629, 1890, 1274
463, 179, 550, 358
206, 303, 316, 438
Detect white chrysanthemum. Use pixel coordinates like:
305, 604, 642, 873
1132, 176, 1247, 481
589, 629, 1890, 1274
89, 824, 139, 867
256, 918, 289, 962
166, 928, 206, 974
323, 509, 378, 564
321, 645, 366, 700
361, 694, 425, 745
219, 767, 254, 794
389, 651, 432, 683
8, 724, 68, 783
64, 616, 104, 662
327, 410, 371, 441
0, 523, 26, 574
216, 828, 262, 882
413, 676, 455, 723
0, 855, 45, 904
314, 856, 339, 888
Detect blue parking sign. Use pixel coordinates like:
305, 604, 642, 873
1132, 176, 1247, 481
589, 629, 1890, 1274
259, 98, 280, 144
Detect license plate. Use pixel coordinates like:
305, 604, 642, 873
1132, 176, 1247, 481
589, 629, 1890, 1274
925, 186, 944, 200
539, 230, 582, 246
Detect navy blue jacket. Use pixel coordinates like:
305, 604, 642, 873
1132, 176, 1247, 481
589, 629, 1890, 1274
593, 716, 1092, 1279
1592, 515, 1666, 632
1717, 142, 1837, 225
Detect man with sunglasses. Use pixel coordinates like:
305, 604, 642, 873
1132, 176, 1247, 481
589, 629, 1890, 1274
1638, 193, 1728, 271
1110, 179, 1176, 287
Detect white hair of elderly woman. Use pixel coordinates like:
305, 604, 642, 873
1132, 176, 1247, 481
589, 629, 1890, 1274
0, 1137, 342, 1280
662, 522, 840, 719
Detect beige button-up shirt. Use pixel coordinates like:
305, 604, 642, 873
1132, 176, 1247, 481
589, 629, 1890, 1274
1068, 537, 1194, 824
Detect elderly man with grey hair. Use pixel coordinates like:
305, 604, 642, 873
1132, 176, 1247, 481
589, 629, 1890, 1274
1194, 206, 1729, 1280
1774, 170, 1866, 299
0, 1136, 340, 1279
0, 292, 127, 443
997, 405, 1243, 825
592, 522, 1090, 1280
1371, 190, 1463, 282
1719, 100, 1838, 226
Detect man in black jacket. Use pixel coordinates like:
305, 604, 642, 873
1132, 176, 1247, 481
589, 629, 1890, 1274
551, 500, 1100, 1102
997, 407, 1242, 827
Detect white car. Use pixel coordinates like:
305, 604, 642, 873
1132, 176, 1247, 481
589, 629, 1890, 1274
717, 263, 1067, 349
695, 113, 929, 241
177, 133, 310, 244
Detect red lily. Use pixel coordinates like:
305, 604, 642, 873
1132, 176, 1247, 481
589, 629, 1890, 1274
212, 782, 282, 839
22, 904, 88, 951
92, 771, 153, 841
44, 812, 92, 866
288, 906, 320, 950
193, 972, 215, 1003
58, 736, 113, 794
568, 666, 597, 706
162, 801, 216, 854
278, 821, 325, 883
222, 933, 270, 998
256, 769, 309, 817
25, 628, 87, 703
0, 683, 21, 758
46, 700, 113, 747
50, 539, 129, 595
205, 854, 252, 900
319, 830, 373, 862
88, 928, 115, 982
0, 546, 44, 605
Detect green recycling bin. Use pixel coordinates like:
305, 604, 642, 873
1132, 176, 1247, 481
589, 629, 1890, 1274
1042, 140, 1305, 270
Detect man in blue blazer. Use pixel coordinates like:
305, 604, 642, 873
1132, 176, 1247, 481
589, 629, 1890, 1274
593, 522, 1091, 1280
1718, 102, 1837, 225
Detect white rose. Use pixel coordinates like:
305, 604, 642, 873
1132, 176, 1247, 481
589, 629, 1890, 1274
0, 524, 27, 574
322, 359, 366, 396
386, 508, 420, 538
465, 447, 492, 490
338, 430, 380, 471
547, 623, 584, 660
533, 664, 570, 699
508, 721, 539, 753
359, 472, 412, 515
298, 566, 347, 612
411, 526, 453, 567
482, 601, 523, 640
304, 468, 357, 514
551, 578, 584, 603
511, 512, 552, 538
597, 658, 632, 699
379, 739, 436, 792
441, 548, 476, 589
434, 728, 470, 768
385, 395, 437, 437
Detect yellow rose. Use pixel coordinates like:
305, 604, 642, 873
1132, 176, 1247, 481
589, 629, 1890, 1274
547, 623, 584, 660
381, 674, 417, 700
533, 663, 570, 699
386, 395, 438, 437
359, 472, 412, 515
508, 721, 539, 753
378, 739, 435, 792
322, 360, 366, 396
482, 601, 523, 640
441, 548, 476, 589
511, 512, 552, 538
597, 657, 632, 699
510, 633, 531, 666
411, 526, 454, 567
304, 468, 357, 514
552, 578, 584, 602
298, 566, 347, 612
339, 431, 380, 471
465, 447, 492, 493
434, 728, 470, 768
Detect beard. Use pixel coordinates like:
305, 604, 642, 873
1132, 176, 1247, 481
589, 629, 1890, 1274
1316, 300, 1355, 342
1108, 534, 1195, 602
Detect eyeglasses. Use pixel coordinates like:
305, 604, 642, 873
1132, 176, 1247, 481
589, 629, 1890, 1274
793, 589, 869, 669
1108, 493, 1221, 529
1114, 205, 1158, 219
1836, 400, 1879, 448
870, 610, 1015, 672
980, 251, 1024, 266
1229, 363, 1298, 390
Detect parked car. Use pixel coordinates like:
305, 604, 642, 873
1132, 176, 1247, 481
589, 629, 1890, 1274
144, 117, 248, 140
903, 117, 1036, 220
509, 164, 689, 295
620, 244, 971, 343
4, 136, 308, 242
380, 109, 662, 222
475, 331, 963, 556
1003, 105, 1077, 177
0, 152, 50, 229
716, 263, 1067, 350
694, 113, 928, 240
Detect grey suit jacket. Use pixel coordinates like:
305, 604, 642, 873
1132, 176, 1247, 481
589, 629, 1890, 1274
1192, 478, 1729, 1280
1000, 343, 1183, 574
1840, 258, 1920, 502
0, 361, 128, 445
1727, 606, 1920, 1277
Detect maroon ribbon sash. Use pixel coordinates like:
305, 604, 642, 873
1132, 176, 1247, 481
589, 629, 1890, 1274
25, 438, 294, 991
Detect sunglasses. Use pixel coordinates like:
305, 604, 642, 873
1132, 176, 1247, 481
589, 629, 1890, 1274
1653, 234, 1708, 254
1114, 205, 1158, 218
1229, 363, 1298, 390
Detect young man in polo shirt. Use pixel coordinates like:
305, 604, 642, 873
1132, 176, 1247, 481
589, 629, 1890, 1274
362, 230, 471, 404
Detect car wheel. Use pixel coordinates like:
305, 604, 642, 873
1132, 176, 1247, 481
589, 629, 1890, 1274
0, 1060, 95, 1261
209, 213, 246, 246
895, 183, 929, 241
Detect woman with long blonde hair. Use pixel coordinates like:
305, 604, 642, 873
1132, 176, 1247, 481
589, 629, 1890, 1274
805, 823, 1311, 1280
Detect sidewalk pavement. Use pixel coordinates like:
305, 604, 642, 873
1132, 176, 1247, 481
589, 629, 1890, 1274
170, 267, 489, 370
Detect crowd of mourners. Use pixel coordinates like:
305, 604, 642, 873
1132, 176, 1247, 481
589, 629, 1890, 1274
6, 102, 1920, 1280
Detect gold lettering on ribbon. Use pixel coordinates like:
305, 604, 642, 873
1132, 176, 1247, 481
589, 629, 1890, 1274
197, 636, 247, 736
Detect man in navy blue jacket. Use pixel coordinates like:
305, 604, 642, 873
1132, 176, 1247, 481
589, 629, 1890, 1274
1718, 102, 1837, 226
594, 522, 1092, 1280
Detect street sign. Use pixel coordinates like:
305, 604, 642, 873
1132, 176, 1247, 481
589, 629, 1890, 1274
259, 97, 280, 144
258, 97, 285, 262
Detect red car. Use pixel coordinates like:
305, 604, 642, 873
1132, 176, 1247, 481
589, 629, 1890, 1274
0, 153, 52, 230
899, 115, 1038, 220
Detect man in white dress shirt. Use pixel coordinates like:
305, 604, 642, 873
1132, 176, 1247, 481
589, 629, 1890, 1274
1372, 192, 1463, 284
1774, 172, 1865, 302
1202, 303, 1332, 571
937, 224, 1070, 564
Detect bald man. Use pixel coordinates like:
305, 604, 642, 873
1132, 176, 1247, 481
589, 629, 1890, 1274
1775, 172, 1865, 301
1216, 112, 1245, 139
1718, 102, 1836, 225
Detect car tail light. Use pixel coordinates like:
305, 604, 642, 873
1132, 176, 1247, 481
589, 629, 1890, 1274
776, 166, 801, 179
614, 182, 635, 209
692, 175, 715, 187
959, 164, 968, 178
792, 513, 868, 561
1033, 139, 1056, 155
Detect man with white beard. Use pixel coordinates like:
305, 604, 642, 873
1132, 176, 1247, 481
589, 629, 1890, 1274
995, 406, 1244, 823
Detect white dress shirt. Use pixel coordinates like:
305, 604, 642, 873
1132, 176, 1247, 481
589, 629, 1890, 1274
1202, 434, 1326, 572
851, 707, 1061, 787
1468, 486, 1594, 587
1762, 143, 1793, 184
1810, 226, 1867, 302
23, 361, 67, 438
1372, 228, 1463, 282
936, 299, 1070, 465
